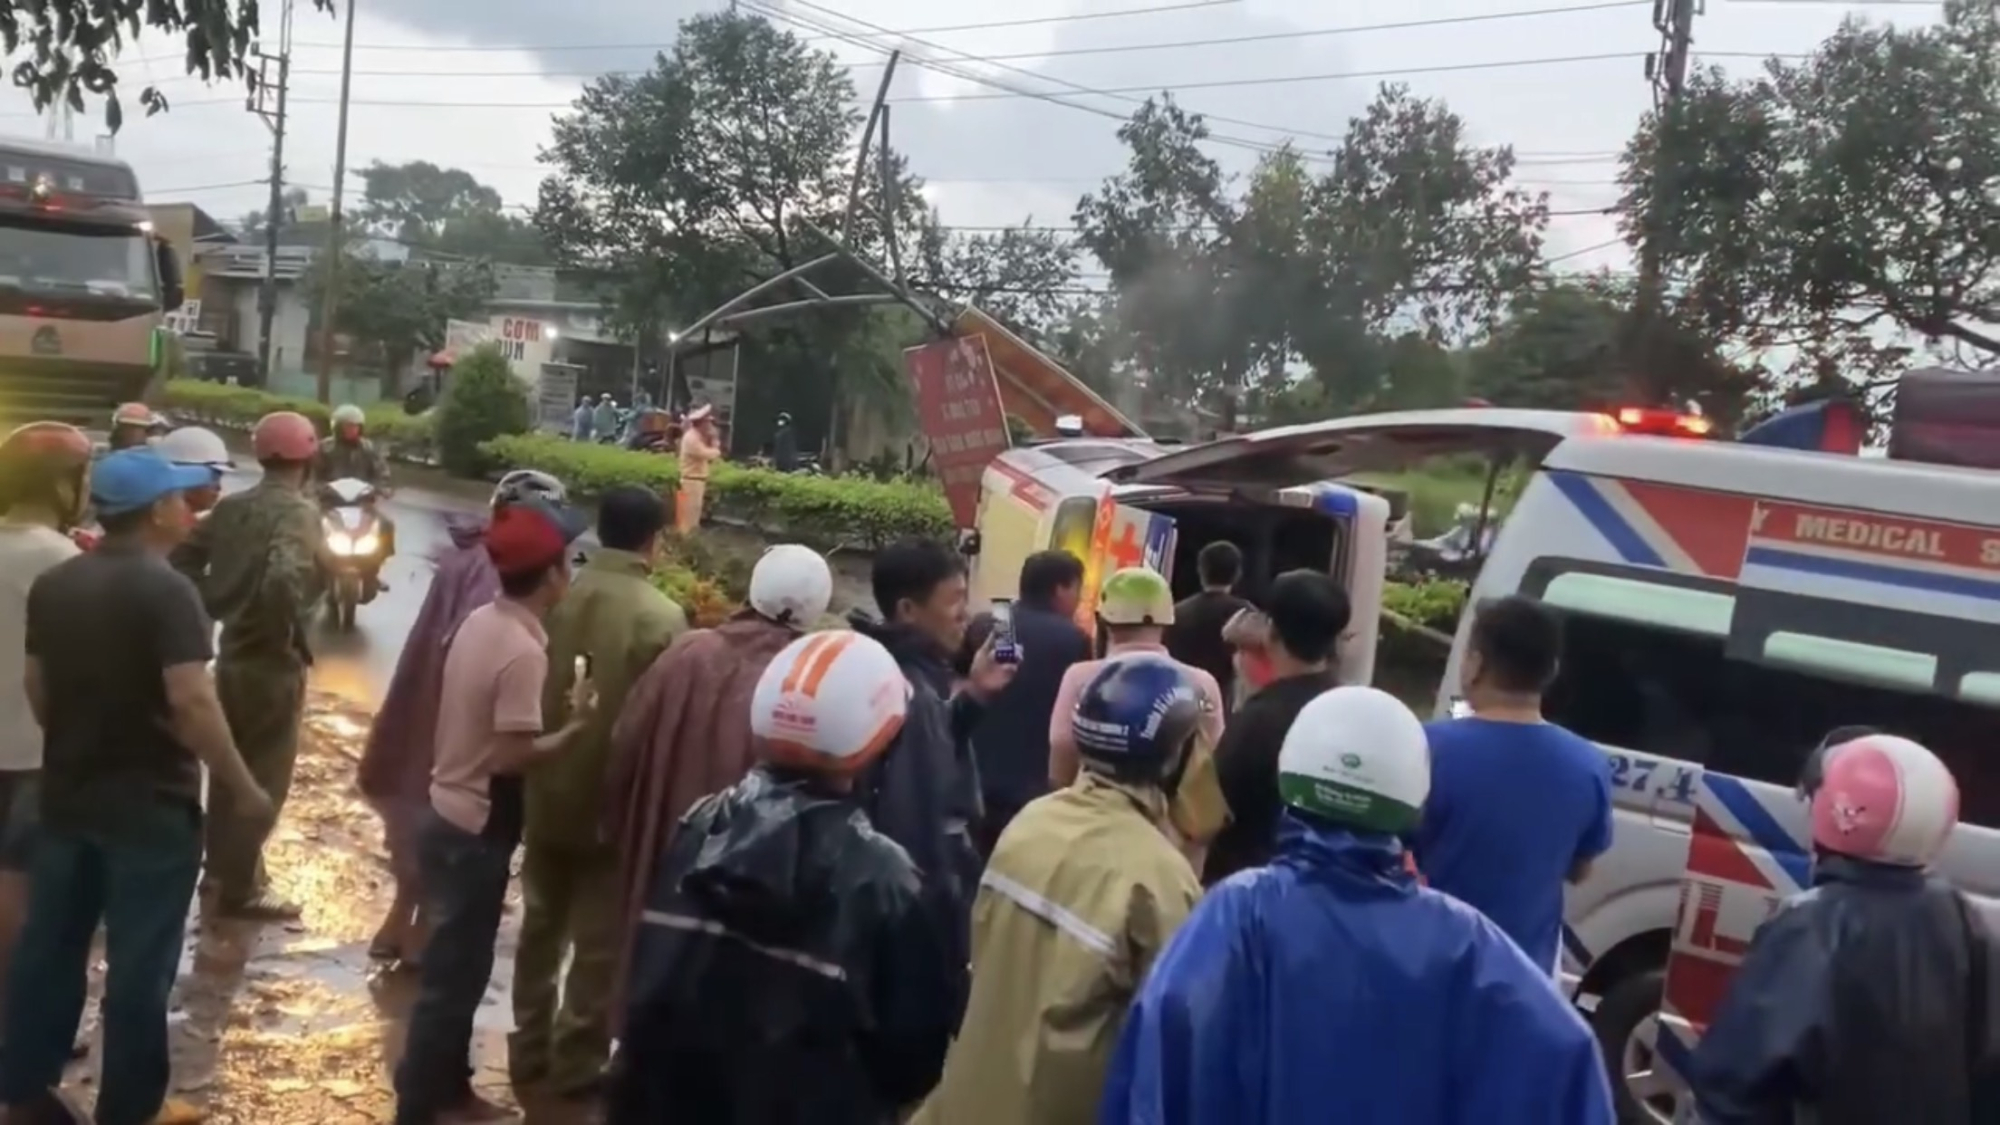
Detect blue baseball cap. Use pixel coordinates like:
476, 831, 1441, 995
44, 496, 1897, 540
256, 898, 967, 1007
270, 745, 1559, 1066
91, 448, 215, 517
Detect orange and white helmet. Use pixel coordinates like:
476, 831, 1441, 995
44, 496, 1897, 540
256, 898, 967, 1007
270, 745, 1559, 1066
750, 630, 909, 775
1809, 732, 1959, 868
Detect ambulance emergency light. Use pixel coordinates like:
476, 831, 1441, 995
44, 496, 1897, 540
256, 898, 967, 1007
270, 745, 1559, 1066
1609, 406, 1714, 438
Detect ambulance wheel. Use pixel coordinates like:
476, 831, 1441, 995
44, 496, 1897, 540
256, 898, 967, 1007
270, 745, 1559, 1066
1592, 967, 1680, 1124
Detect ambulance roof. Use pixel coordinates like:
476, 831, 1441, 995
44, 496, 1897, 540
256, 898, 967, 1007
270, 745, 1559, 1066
1547, 435, 2000, 528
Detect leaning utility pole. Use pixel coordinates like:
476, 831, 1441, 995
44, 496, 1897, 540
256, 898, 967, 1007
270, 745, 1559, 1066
1636, 0, 1698, 319
251, 0, 296, 385
314, 0, 360, 404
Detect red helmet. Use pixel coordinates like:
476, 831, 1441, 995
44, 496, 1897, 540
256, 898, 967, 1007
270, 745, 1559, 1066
0, 421, 93, 527
251, 411, 319, 463
111, 402, 163, 429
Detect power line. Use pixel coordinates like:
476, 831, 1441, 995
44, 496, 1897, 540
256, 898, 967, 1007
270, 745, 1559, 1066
285, 0, 1250, 52
143, 51, 1673, 113
1546, 236, 1626, 263
263, 1, 1651, 80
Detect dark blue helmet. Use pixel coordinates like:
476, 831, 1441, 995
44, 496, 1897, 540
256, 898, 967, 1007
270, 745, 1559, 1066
1072, 653, 1206, 790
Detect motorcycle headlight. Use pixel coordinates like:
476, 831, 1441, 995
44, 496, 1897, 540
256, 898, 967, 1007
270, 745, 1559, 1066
353, 533, 381, 556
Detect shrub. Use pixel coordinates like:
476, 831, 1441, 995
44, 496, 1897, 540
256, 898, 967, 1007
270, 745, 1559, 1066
160, 380, 437, 460
434, 344, 531, 477
480, 433, 955, 548
1382, 578, 1469, 633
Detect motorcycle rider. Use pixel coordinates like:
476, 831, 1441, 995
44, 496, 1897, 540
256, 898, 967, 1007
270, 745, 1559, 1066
1688, 730, 2000, 1123
156, 425, 234, 515
361, 469, 569, 968
173, 410, 325, 920
106, 402, 165, 451
1102, 685, 1616, 1124
917, 653, 1207, 1125
317, 403, 395, 567
609, 630, 960, 1123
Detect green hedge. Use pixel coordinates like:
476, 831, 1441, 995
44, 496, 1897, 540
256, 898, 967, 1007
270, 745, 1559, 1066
481, 433, 956, 548
160, 380, 436, 460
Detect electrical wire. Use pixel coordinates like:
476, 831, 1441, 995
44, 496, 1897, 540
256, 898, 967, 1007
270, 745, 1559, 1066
1545, 236, 1627, 263
285, 0, 1251, 52
266, 2, 1652, 80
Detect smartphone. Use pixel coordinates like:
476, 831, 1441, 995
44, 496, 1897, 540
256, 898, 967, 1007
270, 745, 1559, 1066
575, 654, 594, 681
989, 600, 1020, 664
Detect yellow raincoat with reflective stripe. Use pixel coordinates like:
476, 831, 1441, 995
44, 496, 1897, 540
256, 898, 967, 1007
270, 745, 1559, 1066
911, 772, 1200, 1125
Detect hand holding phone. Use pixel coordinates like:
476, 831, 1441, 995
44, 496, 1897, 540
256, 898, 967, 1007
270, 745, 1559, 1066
990, 601, 1021, 665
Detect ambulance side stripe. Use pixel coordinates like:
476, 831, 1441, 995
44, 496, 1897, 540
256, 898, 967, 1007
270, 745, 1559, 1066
1746, 545, 2000, 602
1703, 774, 1812, 888
1547, 471, 1666, 568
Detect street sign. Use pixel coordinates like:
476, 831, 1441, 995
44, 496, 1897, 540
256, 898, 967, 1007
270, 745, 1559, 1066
905, 332, 1010, 528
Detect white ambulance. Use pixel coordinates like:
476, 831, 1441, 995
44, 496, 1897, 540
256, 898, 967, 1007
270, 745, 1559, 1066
969, 404, 2000, 1124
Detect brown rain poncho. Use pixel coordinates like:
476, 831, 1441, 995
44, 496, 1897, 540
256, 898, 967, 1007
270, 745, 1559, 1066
604, 611, 799, 1027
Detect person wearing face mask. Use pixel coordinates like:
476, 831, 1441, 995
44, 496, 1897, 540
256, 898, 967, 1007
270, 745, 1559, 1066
916, 654, 1208, 1125
172, 410, 326, 920
1688, 730, 2000, 1124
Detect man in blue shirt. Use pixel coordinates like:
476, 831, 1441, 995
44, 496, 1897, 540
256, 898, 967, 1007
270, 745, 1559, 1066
1412, 595, 1612, 973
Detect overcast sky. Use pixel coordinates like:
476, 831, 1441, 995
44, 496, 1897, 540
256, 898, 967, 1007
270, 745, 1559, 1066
3, 0, 1943, 278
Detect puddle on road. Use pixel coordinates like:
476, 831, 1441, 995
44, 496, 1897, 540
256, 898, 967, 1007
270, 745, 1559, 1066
56, 691, 549, 1124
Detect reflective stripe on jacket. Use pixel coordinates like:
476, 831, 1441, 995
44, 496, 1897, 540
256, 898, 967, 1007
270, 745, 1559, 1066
912, 772, 1200, 1125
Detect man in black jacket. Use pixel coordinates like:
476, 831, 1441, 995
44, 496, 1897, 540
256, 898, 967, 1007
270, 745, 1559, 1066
969, 550, 1091, 855
848, 539, 1015, 1017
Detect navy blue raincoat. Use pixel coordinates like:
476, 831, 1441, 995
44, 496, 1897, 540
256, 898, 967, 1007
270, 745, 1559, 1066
1099, 817, 1616, 1125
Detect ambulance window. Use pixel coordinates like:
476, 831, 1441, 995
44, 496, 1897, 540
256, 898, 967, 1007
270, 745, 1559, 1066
1761, 633, 1937, 693
1542, 572, 1734, 636
1049, 496, 1096, 559
1525, 559, 2000, 828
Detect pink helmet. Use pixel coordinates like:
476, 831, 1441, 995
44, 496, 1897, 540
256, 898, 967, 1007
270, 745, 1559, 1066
251, 411, 319, 463
1809, 733, 1959, 868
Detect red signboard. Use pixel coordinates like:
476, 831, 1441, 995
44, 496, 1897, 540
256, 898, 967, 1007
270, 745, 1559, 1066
905, 334, 1011, 528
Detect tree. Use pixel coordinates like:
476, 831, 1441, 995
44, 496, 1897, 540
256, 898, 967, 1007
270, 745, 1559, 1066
239, 186, 312, 236
1076, 88, 1549, 427
3, 0, 331, 130
434, 343, 532, 476
304, 242, 497, 388
358, 161, 548, 263
915, 224, 1080, 337
1469, 279, 1760, 421
1619, 0, 2000, 383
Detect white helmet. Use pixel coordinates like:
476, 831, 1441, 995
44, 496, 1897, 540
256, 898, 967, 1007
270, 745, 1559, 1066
331, 403, 365, 427
1276, 686, 1430, 835
749, 543, 833, 626
751, 630, 910, 774
156, 426, 234, 472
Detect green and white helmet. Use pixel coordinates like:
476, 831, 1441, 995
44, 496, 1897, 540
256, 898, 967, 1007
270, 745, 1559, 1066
1276, 685, 1430, 834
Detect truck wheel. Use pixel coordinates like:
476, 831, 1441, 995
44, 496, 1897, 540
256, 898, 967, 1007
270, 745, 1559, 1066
1592, 967, 1688, 1124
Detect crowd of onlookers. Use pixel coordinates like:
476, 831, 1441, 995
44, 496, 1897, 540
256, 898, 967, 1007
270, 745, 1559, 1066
0, 400, 1630, 1122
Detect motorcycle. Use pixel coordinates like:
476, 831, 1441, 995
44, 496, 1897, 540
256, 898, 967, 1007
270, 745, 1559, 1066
320, 477, 388, 631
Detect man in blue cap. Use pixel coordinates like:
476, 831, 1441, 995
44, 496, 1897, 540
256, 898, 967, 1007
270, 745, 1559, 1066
4, 448, 271, 1125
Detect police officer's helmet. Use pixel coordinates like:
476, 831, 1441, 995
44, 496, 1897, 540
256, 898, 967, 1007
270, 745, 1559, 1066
1071, 653, 1206, 794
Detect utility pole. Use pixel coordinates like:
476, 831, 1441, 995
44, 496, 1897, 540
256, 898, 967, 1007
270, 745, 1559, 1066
1632, 0, 1699, 395
314, 0, 359, 404
251, 0, 295, 385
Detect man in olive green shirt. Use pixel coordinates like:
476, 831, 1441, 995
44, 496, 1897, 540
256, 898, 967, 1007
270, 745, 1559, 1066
512, 486, 687, 1098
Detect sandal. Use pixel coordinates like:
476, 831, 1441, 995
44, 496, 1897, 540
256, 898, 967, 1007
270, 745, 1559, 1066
216, 891, 302, 921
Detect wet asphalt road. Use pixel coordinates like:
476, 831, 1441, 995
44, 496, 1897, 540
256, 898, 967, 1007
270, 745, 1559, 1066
61, 471, 873, 1123
55, 475, 570, 1124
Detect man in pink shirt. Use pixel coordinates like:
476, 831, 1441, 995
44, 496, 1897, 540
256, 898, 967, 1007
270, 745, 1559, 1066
1048, 567, 1229, 856
394, 499, 594, 1125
